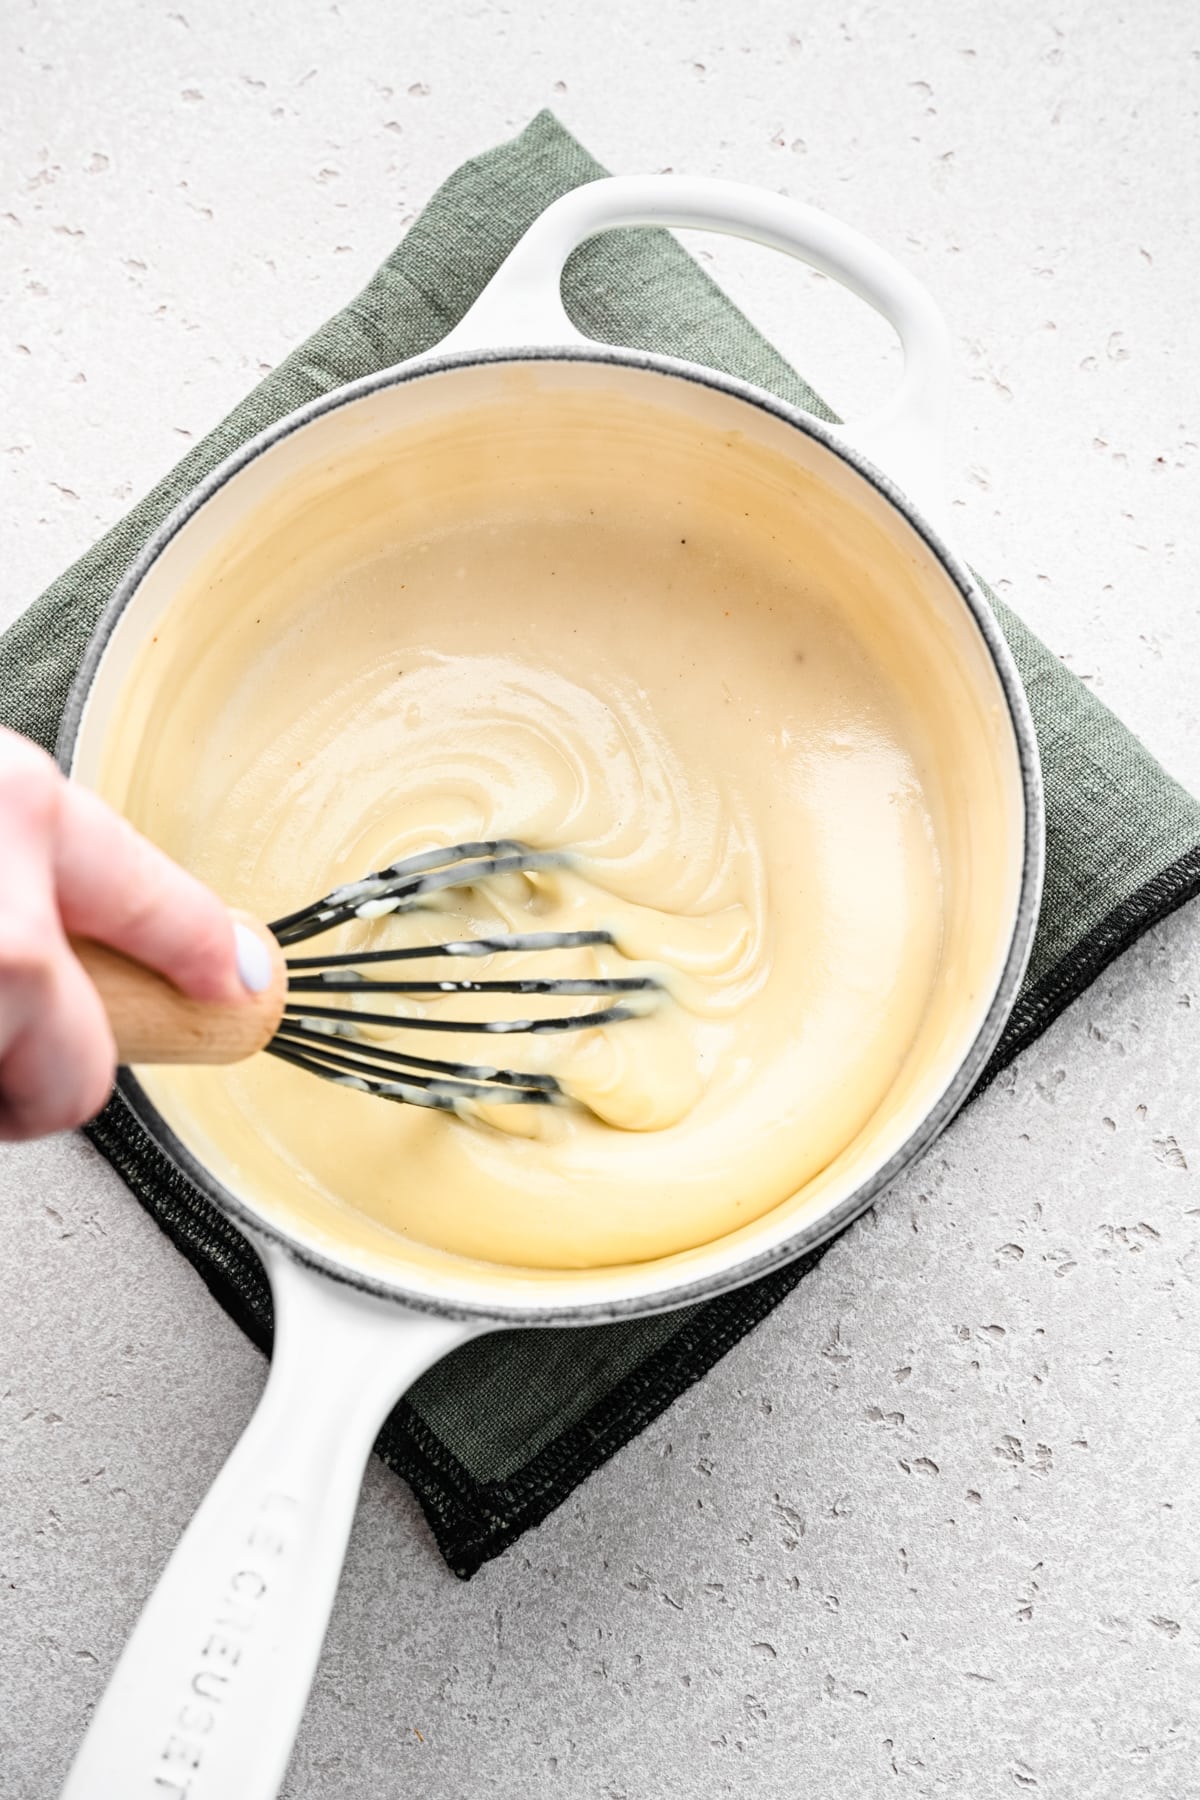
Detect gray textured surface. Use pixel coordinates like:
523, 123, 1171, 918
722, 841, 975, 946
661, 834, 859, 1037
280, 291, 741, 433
2, 2, 1199, 1796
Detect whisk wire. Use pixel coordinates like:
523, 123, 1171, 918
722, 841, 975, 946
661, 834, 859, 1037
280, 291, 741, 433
263, 840, 661, 1109
284, 929, 618, 968
281, 1000, 643, 1034
286, 974, 653, 997
270, 1022, 559, 1089
269, 842, 571, 946
265, 1040, 554, 1110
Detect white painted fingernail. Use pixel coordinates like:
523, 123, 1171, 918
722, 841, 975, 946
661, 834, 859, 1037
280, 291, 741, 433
234, 922, 272, 994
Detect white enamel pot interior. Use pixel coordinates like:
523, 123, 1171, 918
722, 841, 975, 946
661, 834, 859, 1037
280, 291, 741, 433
57, 178, 1043, 1800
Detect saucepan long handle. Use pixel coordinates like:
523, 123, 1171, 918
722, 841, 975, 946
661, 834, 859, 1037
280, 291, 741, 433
60, 1243, 478, 1800
437, 174, 952, 525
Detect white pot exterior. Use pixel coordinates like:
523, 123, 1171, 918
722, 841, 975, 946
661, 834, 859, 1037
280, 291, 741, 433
57, 177, 1043, 1800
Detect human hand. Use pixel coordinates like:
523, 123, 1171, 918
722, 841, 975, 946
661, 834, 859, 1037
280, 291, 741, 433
0, 725, 259, 1141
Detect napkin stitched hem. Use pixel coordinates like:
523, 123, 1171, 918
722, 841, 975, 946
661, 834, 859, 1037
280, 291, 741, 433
396, 834, 1200, 1575
980, 841, 1200, 1086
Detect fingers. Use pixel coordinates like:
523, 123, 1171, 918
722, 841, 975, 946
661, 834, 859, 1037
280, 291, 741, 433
0, 734, 116, 1139
0, 725, 251, 1140
0, 948, 116, 1142
54, 779, 243, 1004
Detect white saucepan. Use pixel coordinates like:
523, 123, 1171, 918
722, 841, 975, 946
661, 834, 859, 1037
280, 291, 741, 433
56, 176, 1043, 1798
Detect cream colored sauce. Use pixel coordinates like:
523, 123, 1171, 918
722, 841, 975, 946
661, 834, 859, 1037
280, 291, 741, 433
96, 370, 1014, 1273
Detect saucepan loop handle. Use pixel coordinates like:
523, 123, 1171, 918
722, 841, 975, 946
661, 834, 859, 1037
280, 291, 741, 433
438, 174, 952, 525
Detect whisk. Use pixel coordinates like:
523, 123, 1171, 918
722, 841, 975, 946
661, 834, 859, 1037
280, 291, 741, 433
74, 841, 659, 1111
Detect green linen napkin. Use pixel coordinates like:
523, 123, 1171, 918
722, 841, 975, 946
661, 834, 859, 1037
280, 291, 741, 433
4, 112, 1199, 1578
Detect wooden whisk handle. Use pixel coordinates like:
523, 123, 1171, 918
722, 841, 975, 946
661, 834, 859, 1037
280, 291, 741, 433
72, 913, 288, 1065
